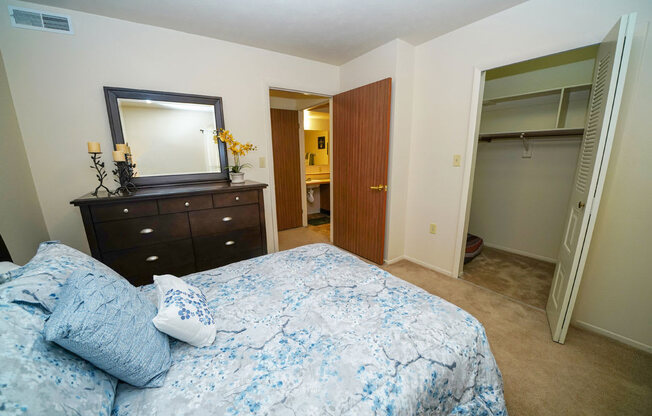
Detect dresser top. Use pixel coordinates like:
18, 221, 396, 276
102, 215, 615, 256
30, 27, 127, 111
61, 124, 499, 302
71, 181, 267, 206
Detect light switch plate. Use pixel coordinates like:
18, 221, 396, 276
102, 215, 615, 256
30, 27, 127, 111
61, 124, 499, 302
259, 157, 266, 168
453, 154, 461, 167
429, 223, 437, 234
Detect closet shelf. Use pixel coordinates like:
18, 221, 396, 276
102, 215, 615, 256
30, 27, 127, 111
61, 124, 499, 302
482, 83, 592, 105
479, 128, 584, 142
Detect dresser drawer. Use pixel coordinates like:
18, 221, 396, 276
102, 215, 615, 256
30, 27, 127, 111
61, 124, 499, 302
91, 200, 158, 222
102, 239, 195, 286
213, 190, 258, 207
95, 213, 190, 252
189, 205, 260, 237
158, 194, 213, 214
193, 226, 262, 270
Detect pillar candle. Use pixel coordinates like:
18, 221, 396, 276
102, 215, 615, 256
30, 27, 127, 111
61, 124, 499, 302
113, 150, 125, 162
87, 142, 101, 153
115, 144, 128, 152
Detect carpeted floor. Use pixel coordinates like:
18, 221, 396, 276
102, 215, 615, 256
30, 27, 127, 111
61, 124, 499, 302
278, 224, 330, 251
462, 247, 556, 309
274, 234, 652, 415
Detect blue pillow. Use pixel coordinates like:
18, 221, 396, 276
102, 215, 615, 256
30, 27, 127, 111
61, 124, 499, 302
44, 270, 172, 388
0, 241, 126, 312
0, 280, 117, 415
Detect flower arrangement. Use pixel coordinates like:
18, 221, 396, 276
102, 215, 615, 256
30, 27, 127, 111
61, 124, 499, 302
214, 129, 258, 173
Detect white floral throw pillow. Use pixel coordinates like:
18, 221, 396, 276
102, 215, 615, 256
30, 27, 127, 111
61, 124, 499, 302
152, 274, 216, 347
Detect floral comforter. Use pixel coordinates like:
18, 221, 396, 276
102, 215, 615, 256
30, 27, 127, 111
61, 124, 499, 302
113, 244, 506, 415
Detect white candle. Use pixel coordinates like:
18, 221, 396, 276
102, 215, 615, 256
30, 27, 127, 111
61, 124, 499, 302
115, 144, 128, 152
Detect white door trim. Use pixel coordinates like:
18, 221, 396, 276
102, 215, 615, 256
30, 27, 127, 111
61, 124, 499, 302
452, 69, 485, 278
262, 82, 333, 253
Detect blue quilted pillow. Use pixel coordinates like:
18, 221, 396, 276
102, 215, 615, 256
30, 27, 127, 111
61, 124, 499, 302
0, 241, 126, 312
44, 270, 172, 388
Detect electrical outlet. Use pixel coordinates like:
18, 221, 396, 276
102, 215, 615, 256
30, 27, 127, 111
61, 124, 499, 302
259, 157, 266, 168
453, 154, 461, 167
429, 223, 437, 234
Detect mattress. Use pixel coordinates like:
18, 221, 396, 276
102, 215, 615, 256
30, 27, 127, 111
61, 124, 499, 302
113, 244, 506, 415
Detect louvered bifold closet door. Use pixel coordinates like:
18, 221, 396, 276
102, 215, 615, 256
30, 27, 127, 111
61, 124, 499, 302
546, 14, 635, 343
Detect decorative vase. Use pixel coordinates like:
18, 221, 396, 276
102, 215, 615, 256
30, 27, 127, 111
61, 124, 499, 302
230, 172, 245, 184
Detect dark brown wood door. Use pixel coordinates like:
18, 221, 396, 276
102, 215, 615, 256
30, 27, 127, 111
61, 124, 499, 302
270, 108, 303, 231
333, 78, 391, 264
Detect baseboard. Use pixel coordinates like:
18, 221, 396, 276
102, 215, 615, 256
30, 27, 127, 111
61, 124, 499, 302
572, 320, 652, 354
384, 255, 405, 265
384, 255, 453, 277
482, 242, 557, 264
401, 255, 453, 277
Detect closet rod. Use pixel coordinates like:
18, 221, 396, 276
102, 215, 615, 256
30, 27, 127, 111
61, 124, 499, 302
478, 128, 584, 142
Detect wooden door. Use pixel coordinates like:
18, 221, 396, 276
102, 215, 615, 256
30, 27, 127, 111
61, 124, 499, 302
270, 109, 303, 231
546, 14, 635, 343
333, 78, 392, 264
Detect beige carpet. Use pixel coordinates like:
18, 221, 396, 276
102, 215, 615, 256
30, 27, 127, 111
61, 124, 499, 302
276, 231, 652, 415
462, 247, 555, 309
278, 224, 330, 251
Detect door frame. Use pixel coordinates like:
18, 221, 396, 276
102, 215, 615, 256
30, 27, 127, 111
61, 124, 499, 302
263, 84, 333, 253
452, 42, 608, 279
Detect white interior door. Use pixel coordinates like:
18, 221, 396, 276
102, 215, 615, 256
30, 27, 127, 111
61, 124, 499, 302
546, 13, 636, 343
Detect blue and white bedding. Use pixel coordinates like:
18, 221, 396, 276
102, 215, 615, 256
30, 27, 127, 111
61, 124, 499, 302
113, 244, 506, 415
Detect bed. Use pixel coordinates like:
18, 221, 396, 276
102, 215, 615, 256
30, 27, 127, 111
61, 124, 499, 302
114, 244, 506, 415
1, 240, 506, 415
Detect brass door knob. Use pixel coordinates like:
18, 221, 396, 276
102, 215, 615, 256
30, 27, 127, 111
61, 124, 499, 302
578, 201, 585, 209
370, 185, 387, 191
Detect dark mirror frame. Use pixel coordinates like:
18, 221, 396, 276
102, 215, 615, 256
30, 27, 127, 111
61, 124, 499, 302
104, 86, 229, 187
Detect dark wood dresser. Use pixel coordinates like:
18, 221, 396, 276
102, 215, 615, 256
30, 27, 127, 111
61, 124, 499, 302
71, 181, 267, 286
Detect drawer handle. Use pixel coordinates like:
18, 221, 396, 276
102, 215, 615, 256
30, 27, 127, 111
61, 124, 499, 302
145, 255, 159, 262
235, 196, 240, 201
123, 208, 129, 214
184, 202, 190, 207
140, 228, 154, 234
222, 216, 233, 222
225, 241, 235, 246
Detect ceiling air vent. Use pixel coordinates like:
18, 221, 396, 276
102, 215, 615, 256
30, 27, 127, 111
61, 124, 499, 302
8, 6, 73, 34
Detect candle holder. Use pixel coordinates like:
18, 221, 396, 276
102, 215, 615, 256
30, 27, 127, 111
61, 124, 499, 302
112, 155, 137, 195
89, 152, 114, 196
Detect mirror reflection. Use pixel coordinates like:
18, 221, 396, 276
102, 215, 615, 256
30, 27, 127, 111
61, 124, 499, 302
117, 98, 220, 176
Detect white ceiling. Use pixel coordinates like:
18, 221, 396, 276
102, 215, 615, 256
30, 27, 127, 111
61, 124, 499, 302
29, 0, 526, 65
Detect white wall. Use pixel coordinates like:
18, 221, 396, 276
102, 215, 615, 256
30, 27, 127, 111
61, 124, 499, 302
405, 0, 652, 349
0, 0, 339, 254
0, 51, 49, 264
469, 139, 580, 261
339, 39, 415, 262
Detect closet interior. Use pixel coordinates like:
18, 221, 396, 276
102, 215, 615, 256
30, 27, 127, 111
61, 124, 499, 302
463, 45, 598, 309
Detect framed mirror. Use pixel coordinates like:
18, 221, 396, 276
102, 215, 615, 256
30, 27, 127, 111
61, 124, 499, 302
104, 87, 228, 187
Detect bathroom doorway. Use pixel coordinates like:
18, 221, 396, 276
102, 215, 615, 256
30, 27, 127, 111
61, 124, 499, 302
268, 89, 332, 251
